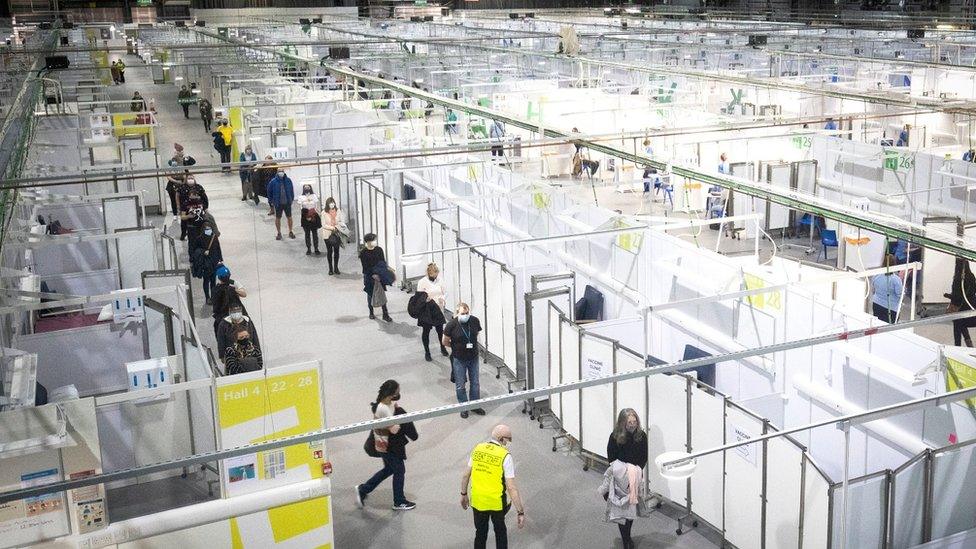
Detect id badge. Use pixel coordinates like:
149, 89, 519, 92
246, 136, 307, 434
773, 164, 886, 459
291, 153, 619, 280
466, 343, 474, 349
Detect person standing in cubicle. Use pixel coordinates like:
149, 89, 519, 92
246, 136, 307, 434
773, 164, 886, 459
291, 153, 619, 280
490, 119, 506, 158
460, 424, 526, 549
116, 59, 126, 83
445, 108, 459, 136
897, 124, 911, 147
224, 328, 263, 375
947, 258, 976, 347
130, 91, 146, 112
198, 98, 214, 133
442, 302, 485, 418
216, 303, 259, 361
824, 117, 838, 131
870, 254, 904, 324
297, 184, 321, 256
267, 168, 296, 241
360, 233, 392, 322
604, 409, 648, 549
415, 263, 449, 362
212, 266, 248, 334
238, 145, 257, 202
320, 197, 347, 275
177, 85, 194, 119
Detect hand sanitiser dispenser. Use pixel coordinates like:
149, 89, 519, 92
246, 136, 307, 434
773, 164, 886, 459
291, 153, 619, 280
125, 357, 176, 403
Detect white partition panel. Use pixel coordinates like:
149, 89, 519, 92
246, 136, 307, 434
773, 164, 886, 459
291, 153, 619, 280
689, 384, 724, 531
723, 405, 764, 549
580, 335, 615, 457
458, 247, 473, 309
766, 163, 792, 231
484, 261, 505, 360
890, 454, 926, 548
614, 348, 646, 421
646, 374, 688, 506
441, 226, 458, 307
830, 473, 887, 549
116, 230, 158, 289
560, 320, 581, 441
930, 442, 976, 539
104, 196, 140, 233
802, 456, 831, 549
920, 219, 960, 305
765, 437, 804, 549
501, 269, 517, 376
385, 194, 398, 269
400, 201, 430, 281
549, 303, 563, 419
470, 254, 486, 342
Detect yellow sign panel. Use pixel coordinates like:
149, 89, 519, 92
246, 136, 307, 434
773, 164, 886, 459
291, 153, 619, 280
743, 273, 781, 311
946, 358, 976, 412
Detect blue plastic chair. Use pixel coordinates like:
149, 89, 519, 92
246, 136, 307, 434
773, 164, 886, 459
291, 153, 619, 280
820, 229, 839, 263
796, 213, 815, 237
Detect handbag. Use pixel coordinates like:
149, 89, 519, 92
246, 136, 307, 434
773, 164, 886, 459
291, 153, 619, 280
364, 430, 385, 457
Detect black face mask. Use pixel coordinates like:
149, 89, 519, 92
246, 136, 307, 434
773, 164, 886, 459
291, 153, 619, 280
391, 393, 401, 401
428, 276, 436, 281
237, 338, 250, 346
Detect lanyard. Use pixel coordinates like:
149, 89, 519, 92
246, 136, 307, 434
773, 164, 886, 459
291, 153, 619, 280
460, 325, 471, 342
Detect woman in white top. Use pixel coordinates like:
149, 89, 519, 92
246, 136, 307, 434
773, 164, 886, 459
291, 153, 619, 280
297, 184, 321, 256
320, 196, 347, 275
416, 263, 449, 361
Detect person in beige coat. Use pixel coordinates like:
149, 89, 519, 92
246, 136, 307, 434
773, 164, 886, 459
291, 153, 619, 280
320, 196, 347, 275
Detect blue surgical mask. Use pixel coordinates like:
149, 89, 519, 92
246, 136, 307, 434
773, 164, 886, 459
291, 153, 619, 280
458, 314, 470, 323
204, 229, 213, 236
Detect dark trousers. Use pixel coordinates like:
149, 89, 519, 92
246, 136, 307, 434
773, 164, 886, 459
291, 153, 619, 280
202, 273, 216, 301
167, 189, 178, 215
421, 323, 444, 354
241, 174, 252, 199
361, 455, 406, 505
118, 72, 125, 83
325, 239, 340, 271
618, 519, 633, 546
491, 145, 503, 157
367, 294, 389, 317
218, 147, 231, 170
872, 303, 896, 324
954, 317, 976, 346
304, 226, 319, 252
203, 117, 212, 132
473, 506, 509, 549
179, 219, 188, 240
181, 104, 190, 118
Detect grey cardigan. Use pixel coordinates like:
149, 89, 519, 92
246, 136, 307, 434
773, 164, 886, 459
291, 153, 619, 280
598, 460, 639, 524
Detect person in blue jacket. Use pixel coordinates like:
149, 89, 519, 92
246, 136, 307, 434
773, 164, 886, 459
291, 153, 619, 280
897, 124, 910, 147
266, 168, 295, 241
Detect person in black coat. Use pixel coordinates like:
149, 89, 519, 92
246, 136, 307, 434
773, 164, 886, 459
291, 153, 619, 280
606, 408, 647, 549
359, 232, 391, 322
947, 258, 976, 347
192, 221, 223, 304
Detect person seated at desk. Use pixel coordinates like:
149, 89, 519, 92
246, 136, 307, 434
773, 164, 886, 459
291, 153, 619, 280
824, 118, 838, 131
964, 148, 976, 163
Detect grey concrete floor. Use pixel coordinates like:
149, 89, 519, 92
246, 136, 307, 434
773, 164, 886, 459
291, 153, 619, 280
107, 57, 721, 548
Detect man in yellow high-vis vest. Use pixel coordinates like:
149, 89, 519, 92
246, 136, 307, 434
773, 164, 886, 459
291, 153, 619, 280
460, 424, 525, 549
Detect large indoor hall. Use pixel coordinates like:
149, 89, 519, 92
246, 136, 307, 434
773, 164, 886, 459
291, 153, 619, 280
2, 2, 976, 549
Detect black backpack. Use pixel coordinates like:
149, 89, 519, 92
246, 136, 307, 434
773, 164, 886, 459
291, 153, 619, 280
407, 291, 428, 319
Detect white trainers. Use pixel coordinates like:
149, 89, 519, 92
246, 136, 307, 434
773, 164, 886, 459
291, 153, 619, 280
392, 501, 416, 511
354, 485, 365, 509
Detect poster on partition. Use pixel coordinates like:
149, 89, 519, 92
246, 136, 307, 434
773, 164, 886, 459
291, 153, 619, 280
946, 357, 976, 412
215, 362, 328, 498
212, 362, 333, 548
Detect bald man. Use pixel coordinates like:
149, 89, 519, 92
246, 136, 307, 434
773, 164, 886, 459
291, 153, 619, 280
461, 424, 525, 549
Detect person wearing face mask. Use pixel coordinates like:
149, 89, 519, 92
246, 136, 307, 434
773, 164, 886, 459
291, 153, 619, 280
267, 168, 296, 240
177, 177, 208, 241
190, 221, 223, 304
320, 197, 346, 275
223, 328, 263, 375
239, 145, 257, 202
415, 263, 449, 361
442, 302, 484, 417
356, 379, 418, 511
211, 265, 248, 334
461, 424, 525, 549
604, 409, 647, 549
215, 303, 259, 360
359, 233, 392, 321
296, 184, 321, 255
